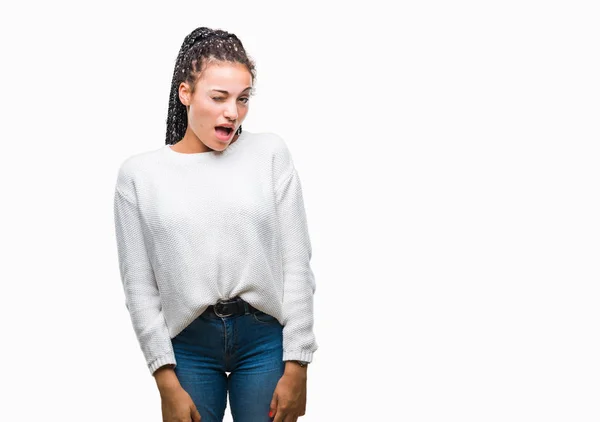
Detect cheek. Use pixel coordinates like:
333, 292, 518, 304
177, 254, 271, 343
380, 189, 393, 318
191, 102, 218, 126
239, 105, 249, 119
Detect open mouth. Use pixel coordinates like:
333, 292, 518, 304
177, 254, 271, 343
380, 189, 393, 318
215, 126, 233, 136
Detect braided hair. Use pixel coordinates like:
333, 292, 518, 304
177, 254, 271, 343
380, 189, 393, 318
165, 27, 256, 145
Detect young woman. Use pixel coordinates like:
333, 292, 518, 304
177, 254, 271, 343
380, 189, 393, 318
113, 27, 318, 422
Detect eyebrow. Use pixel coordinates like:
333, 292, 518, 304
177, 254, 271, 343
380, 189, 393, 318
211, 87, 252, 95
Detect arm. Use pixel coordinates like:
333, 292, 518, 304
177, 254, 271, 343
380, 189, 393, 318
274, 162, 319, 365
113, 177, 177, 376
153, 364, 182, 393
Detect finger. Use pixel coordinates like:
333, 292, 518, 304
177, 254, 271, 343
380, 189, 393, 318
283, 413, 298, 422
192, 407, 201, 422
269, 393, 278, 419
273, 404, 286, 422
192, 410, 202, 422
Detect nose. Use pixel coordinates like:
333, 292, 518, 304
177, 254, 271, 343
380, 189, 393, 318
224, 100, 238, 121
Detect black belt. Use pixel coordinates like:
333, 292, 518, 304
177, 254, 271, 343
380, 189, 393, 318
206, 296, 258, 317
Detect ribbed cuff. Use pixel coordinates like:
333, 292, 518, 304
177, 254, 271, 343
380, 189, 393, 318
148, 353, 177, 376
283, 350, 313, 363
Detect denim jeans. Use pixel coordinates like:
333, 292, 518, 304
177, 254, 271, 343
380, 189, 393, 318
171, 302, 285, 422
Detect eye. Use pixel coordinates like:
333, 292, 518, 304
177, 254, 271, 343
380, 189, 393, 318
239, 97, 249, 104
212, 97, 225, 102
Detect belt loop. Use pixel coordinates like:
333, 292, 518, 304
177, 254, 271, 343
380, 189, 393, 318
243, 301, 249, 315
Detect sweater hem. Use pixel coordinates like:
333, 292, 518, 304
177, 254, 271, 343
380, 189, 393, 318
148, 353, 177, 376
283, 350, 313, 363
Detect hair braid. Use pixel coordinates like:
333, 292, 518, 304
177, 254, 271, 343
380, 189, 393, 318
165, 27, 256, 145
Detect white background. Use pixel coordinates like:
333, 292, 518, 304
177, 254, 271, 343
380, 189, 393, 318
1, 1, 599, 421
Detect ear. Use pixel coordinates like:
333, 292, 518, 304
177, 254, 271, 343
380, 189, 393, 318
178, 82, 191, 107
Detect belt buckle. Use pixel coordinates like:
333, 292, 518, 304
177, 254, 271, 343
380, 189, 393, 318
214, 299, 235, 317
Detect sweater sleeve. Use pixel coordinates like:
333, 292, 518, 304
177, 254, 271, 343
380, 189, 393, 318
275, 163, 319, 363
113, 171, 177, 376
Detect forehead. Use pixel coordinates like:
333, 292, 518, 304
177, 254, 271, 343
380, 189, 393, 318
197, 61, 252, 88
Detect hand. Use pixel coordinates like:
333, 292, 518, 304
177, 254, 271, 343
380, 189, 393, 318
159, 384, 202, 422
269, 368, 307, 421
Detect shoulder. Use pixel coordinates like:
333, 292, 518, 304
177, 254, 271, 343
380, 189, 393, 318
115, 146, 163, 200
243, 130, 288, 153
246, 131, 294, 166
246, 131, 297, 187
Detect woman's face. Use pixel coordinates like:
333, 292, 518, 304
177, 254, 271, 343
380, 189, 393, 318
179, 61, 252, 151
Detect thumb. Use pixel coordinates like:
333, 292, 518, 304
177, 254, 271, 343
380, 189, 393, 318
269, 392, 278, 418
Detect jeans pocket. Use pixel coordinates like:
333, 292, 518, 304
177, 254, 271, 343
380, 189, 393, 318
252, 309, 278, 324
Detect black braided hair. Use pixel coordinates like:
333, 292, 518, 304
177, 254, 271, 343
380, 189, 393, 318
165, 27, 256, 145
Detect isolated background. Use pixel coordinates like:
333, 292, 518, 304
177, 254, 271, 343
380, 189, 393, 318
1, 1, 598, 421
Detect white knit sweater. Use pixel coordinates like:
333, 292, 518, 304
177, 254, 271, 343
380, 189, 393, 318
113, 131, 318, 375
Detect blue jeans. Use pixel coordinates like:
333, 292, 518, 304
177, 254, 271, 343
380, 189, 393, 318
171, 302, 285, 422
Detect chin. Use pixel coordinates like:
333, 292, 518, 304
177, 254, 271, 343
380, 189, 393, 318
215, 136, 233, 147
209, 142, 227, 152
